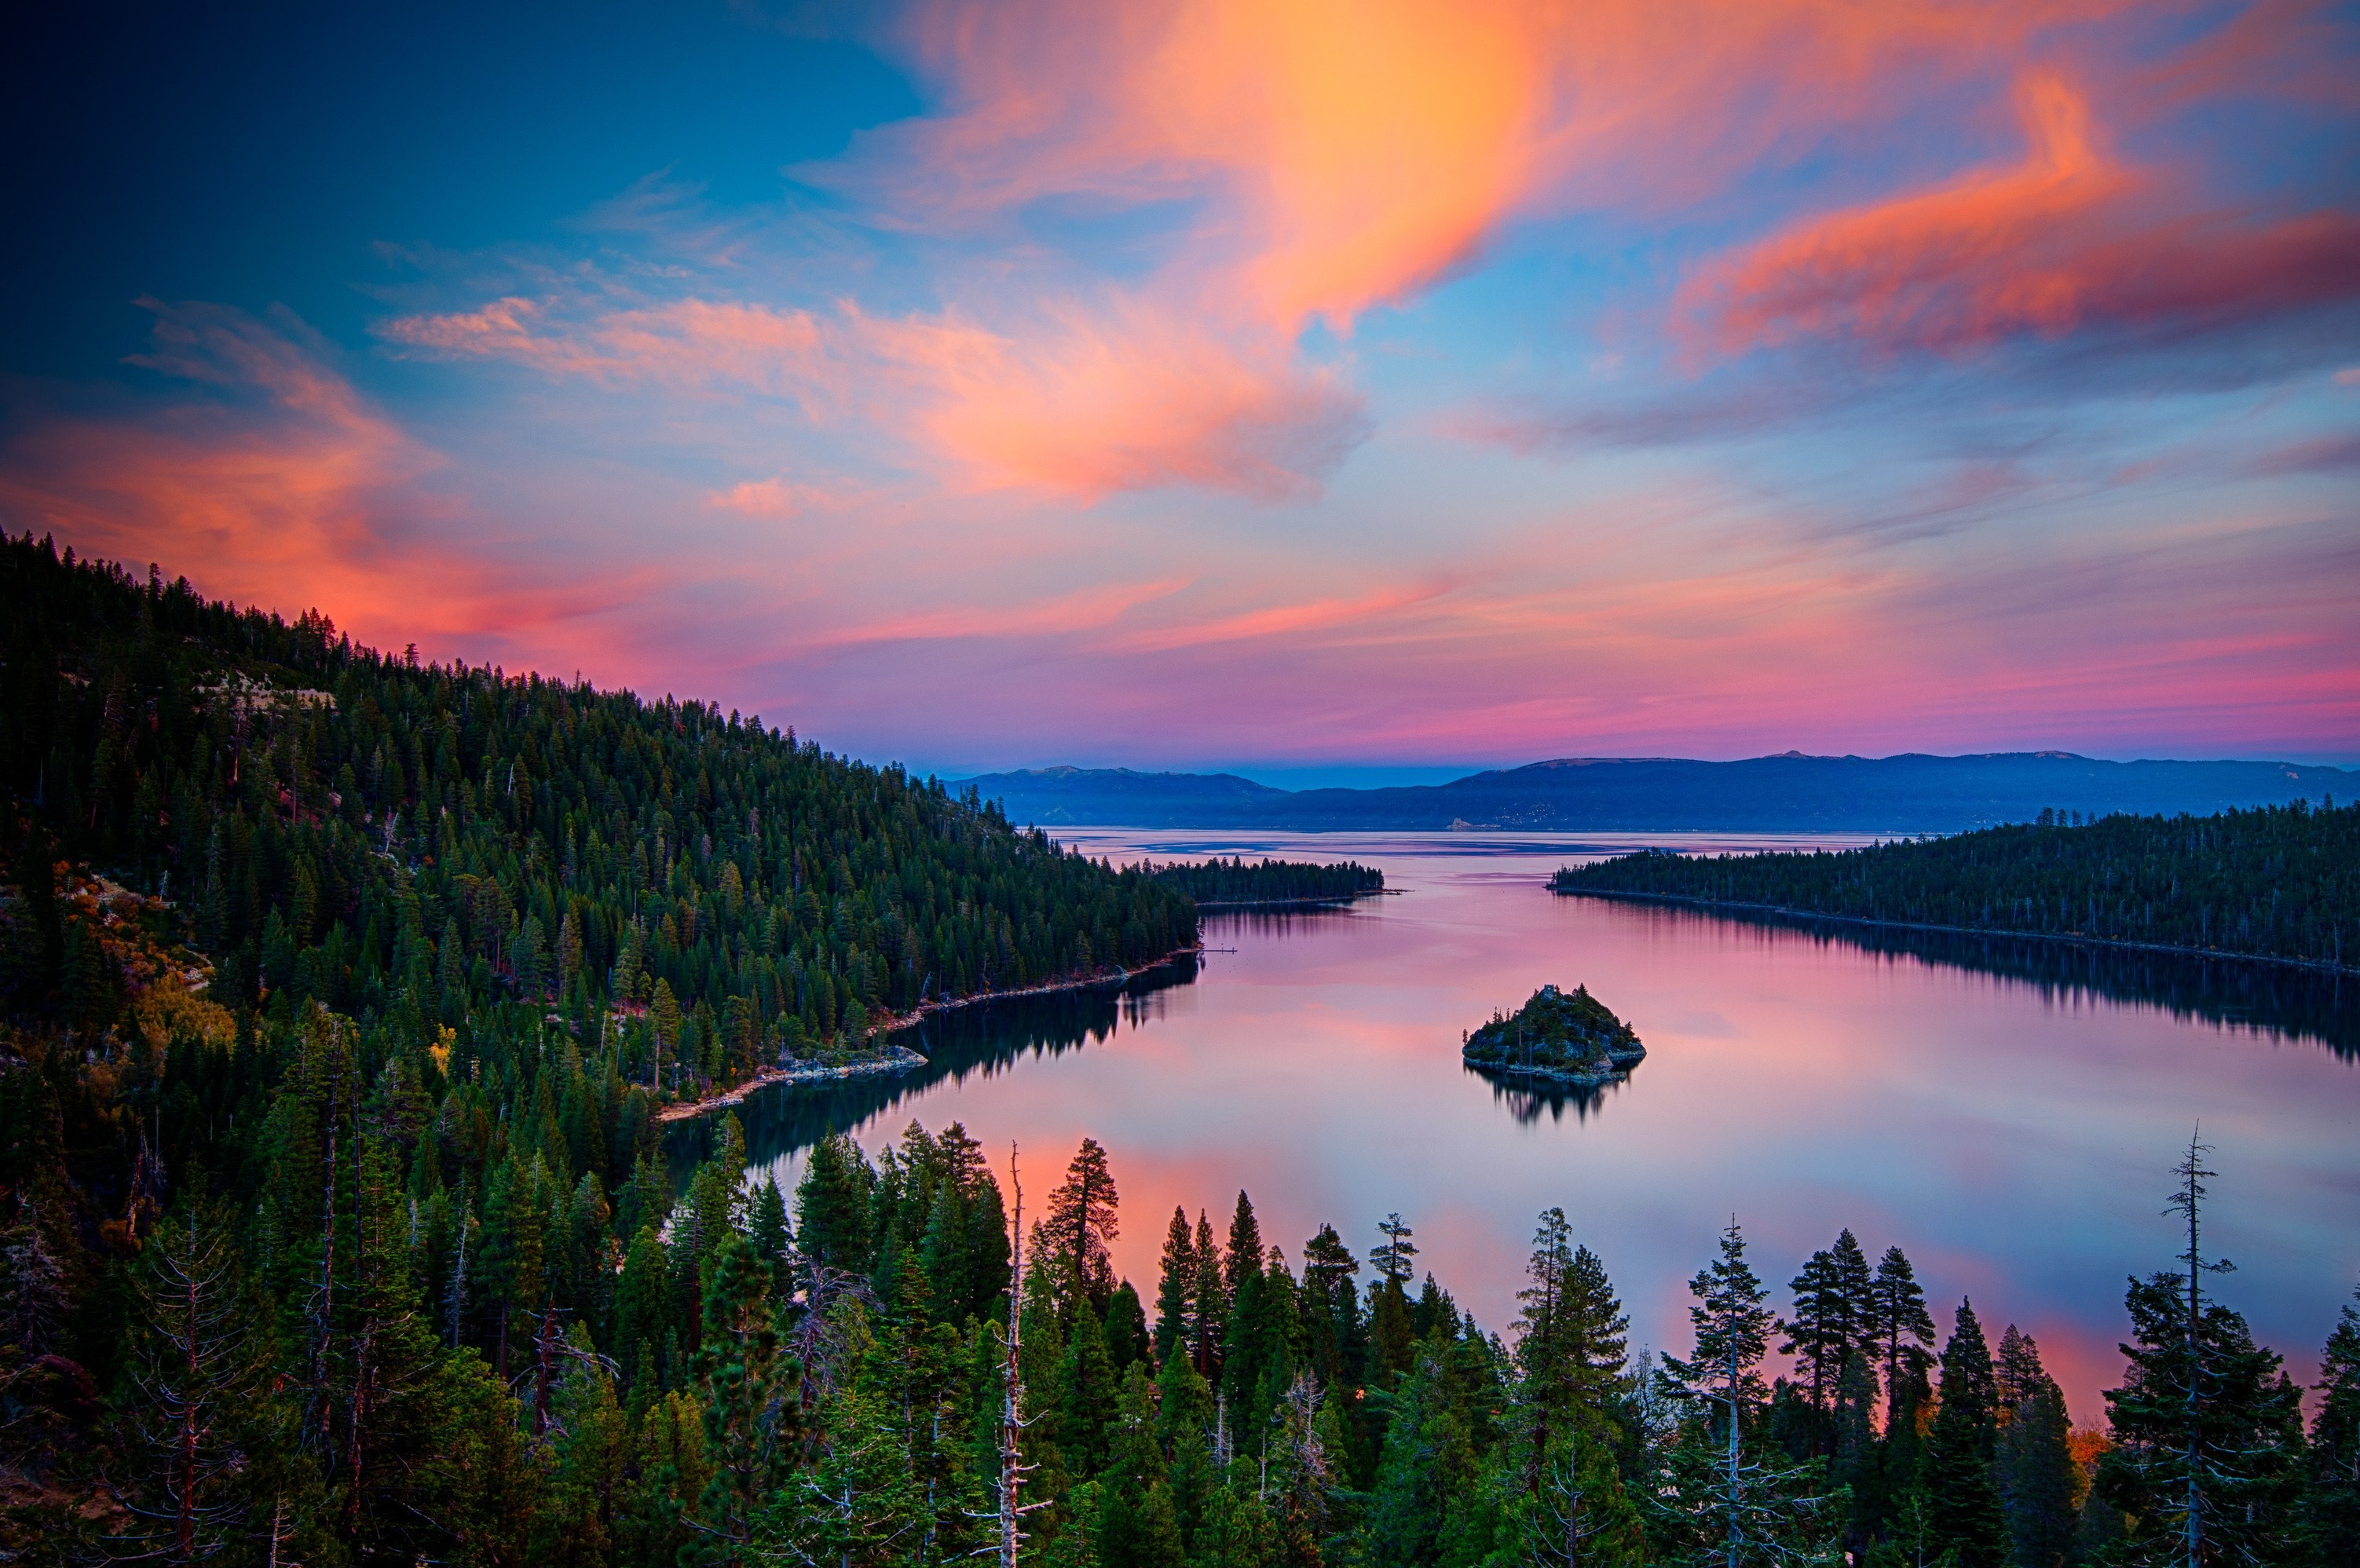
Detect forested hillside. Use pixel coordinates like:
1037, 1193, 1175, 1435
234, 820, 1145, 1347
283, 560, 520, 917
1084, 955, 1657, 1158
4, 534, 2355, 1566
1149, 857, 1382, 908
0, 532, 1195, 1087
1551, 804, 2358, 971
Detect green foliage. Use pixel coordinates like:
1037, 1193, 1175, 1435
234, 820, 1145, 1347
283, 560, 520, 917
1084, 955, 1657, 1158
3, 535, 2354, 1565
1147, 857, 1382, 906
2, 532, 1195, 1065
1554, 804, 2360, 969
1462, 985, 1645, 1080
1922, 1299, 2007, 1568
2296, 1288, 2360, 1566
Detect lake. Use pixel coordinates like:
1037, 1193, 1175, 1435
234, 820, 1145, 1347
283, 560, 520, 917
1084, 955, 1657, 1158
676, 830, 2360, 1425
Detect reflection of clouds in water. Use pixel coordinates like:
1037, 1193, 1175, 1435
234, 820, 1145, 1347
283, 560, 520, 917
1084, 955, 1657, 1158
682, 831, 2359, 1429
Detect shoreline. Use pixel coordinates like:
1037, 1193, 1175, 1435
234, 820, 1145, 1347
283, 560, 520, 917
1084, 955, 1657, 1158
1194, 889, 1389, 912
1465, 1058, 1637, 1089
1551, 886, 2360, 977
655, 941, 1203, 1125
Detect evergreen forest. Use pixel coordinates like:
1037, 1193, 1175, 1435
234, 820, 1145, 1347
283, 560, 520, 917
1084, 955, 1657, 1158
1550, 806, 2359, 971
5, 535, 2357, 1566
1147, 860, 1384, 908
0, 533, 1198, 1098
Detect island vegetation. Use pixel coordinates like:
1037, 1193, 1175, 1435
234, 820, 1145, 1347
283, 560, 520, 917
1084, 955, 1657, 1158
1462, 983, 1645, 1086
1147, 857, 1385, 909
1551, 802, 2359, 972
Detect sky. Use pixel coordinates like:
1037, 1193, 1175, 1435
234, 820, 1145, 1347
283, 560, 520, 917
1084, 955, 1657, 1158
2, 0, 2356, 782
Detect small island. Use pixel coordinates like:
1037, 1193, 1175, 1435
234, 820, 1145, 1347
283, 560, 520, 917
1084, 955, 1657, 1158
1462, 983, 1646, 1085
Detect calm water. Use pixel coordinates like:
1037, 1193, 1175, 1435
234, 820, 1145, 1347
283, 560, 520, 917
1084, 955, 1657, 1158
681, 831, 2360, 1424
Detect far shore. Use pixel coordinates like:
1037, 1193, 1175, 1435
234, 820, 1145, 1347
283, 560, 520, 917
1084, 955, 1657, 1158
1552, 886, 2359, 977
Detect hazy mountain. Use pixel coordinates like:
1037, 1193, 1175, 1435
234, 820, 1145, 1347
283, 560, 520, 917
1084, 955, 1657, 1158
953, 751, 2355, 832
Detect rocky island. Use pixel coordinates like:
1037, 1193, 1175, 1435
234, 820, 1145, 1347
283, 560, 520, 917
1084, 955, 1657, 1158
1462, 982, 1646, 1085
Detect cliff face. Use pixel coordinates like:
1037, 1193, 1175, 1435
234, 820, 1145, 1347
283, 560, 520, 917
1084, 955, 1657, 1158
1462, 982, 1645, 1084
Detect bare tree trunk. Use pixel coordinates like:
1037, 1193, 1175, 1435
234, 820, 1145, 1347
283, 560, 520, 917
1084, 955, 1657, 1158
998, 1144, 1032, 1568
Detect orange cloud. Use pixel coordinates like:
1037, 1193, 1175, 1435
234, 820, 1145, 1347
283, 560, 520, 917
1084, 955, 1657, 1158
804, 576, 1191, 648
1110, 582, 1453, 653
386, 291, 1369, 503
866, 302, 1370, 502
1681, 71, 2360, 356
0, 302, 642, 653
879, 0, 2162, 334
383, 295, 826, 400
1681, 75, 2132, 355
706, 476, 848, 518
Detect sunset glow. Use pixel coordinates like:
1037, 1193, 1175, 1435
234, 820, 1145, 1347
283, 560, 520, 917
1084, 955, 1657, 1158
3, 0, 2354, 773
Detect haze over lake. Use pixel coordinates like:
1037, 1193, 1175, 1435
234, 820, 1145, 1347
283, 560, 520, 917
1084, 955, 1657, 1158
692, 830, 2360, 1426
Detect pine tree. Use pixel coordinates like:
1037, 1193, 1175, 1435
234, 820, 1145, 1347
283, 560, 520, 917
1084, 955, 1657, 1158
1039, 1137, 1120, 1314
1923, 1299, 2007, 1568
115, 1208, 265, 1563
1659, 1219, 1775, 1427
1868, 1245, 1938, 1433
1226, 1190, 1264, 1304
1104, 1279, 1150, 1375
2295, 1284, 2360, 1567
1651, 1219, 1838, 1568
1098, 1363, 1187, 1568
2095, 1135, 2305, 1567
1370, 1212, 1419, 1288
1784, 1230, 1877, 1424
1830, 1349, 1880, 1543
1154, 1205, 1196, 1366
748, 1175, 792, 1300
1056, 1293, 1118, 1478
795, 1131, 874, 1273
1193, 1211, 1227, 1380
536, 1325, 631, 1566
1994, 1332, 2078, 1568
1367, 1336, 1484, 1566
685, 1234, 801, 1564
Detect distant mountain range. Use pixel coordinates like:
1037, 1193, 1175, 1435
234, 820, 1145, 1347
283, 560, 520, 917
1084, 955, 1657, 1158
949, 753, 2355, 833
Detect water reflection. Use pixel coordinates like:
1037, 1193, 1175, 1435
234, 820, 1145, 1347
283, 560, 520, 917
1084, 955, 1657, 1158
670, 956, 1201, 1171
670, 833, 2356, 1427
1579, 900, 2360, 1059
1465, 1060, 1634, 1124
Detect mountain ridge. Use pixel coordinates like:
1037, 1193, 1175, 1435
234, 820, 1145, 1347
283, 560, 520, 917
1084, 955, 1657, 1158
951, 751, 2353, 832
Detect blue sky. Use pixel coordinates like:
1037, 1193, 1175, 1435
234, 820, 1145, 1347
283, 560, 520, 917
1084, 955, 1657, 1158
4, 0, 2355, 779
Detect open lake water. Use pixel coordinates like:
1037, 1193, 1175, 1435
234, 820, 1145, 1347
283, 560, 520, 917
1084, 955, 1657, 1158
680, 830, 2360, 1424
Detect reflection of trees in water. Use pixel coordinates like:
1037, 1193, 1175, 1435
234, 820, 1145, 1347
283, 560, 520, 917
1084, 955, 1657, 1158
1633, 905, 2358, 1060
1200, 906, 1378, 941
668, 956, 1201, 1172
1466, 1062, 1634, 1126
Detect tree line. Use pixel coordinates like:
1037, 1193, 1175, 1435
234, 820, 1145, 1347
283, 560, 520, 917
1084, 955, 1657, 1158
1147, 860, 1384, 908
1550, 805, 2358, 971
1, 533, 1196, 1102
5, 1014, 2355, 1568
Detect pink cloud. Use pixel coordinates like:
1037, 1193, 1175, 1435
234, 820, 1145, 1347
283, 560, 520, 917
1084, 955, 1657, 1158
382, 295, 829, 403
1681, 72, 2360, 358
803, 576, 1193, 649
385, 291, 1369, 503
0, 302, 657, 660
865, 302, 1369, 502
706, 476, 859, 518
873, 0, 2198, 336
